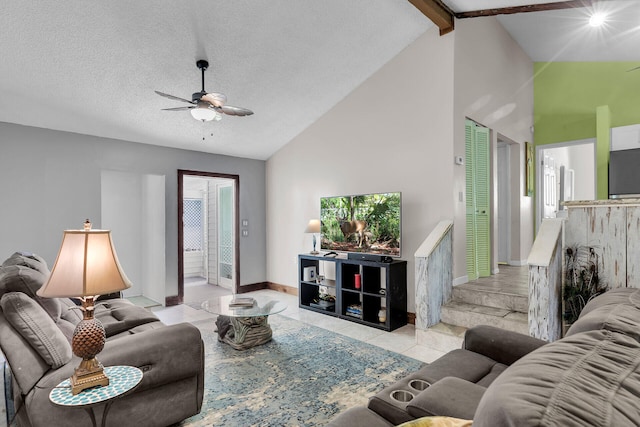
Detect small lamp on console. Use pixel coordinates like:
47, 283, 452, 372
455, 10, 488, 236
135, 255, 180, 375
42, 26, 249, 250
37, 220, 131, 394
304, 219, 321, 255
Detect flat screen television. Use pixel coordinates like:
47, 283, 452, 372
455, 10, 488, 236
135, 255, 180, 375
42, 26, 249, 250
609, 148, 640, 198
320, 192, 401, 257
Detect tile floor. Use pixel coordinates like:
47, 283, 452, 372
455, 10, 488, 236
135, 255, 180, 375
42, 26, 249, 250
153, 265, 529, 364
152, 287, 447, 364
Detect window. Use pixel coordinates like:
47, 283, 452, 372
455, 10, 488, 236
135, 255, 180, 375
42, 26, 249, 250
183, 198, 203, 251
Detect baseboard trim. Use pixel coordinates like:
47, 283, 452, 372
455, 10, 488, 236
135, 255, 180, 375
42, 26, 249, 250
266, 282, 299, 296
235, 281, 299, 296
508, 259, 528, 266
407, 312, 415, 325
453, 275, 468, 286
165, 295, 182, 306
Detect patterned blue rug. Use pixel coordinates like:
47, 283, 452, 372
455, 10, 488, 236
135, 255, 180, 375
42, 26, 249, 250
179, 315, 424, 427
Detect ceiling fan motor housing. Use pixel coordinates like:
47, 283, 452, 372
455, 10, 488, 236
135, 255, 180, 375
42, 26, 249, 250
192, 91, 207, 102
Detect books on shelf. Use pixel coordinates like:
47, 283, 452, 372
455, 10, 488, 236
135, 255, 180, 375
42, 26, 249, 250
229, 297, 255, 308
345, 303, 362, 319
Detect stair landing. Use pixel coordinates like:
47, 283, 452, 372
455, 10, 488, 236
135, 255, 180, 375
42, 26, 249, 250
420, 265, 529, 351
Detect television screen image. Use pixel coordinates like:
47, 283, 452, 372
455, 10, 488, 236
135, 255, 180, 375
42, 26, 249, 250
320, 192, 401, 257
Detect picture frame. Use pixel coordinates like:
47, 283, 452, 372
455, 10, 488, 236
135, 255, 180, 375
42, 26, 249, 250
526, 141, 534, 197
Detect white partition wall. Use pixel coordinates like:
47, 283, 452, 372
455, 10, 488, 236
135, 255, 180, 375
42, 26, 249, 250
101, 170, 166, 305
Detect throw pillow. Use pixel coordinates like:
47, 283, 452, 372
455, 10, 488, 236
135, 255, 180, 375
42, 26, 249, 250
0, 265, 62, 320
2, 252, 49, 275
397, 417, 473, 427
1, 292, 72, 369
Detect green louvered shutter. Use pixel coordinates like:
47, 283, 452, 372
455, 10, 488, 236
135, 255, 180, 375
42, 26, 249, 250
465, 120, 478, 281
474, 125, 491, 277
465, 120, 491, 280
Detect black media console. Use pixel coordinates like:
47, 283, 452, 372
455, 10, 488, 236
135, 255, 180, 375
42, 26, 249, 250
298, 254, 407, 331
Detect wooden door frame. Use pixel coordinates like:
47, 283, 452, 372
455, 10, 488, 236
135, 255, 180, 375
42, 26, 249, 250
170, 169, 240, 305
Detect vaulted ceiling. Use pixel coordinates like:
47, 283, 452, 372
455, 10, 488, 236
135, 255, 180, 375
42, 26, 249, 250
1, 1, 638, 160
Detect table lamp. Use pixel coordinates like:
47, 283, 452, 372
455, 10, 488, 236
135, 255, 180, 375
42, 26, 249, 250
304, 219, 321, 255
37, 220, 131, 394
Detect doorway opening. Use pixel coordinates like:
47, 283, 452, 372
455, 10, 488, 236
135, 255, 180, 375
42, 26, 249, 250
177, 170, 239, 305
497, 140, 511, 265
496, 135, 522, 268
535, 139, 596, 230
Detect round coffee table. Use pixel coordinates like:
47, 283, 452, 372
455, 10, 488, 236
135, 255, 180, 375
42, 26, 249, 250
202, 295, 287, 350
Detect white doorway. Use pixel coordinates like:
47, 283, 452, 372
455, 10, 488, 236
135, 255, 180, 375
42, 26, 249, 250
178, 170, 239, 304
497, 141, 511, 265
536, 139, 596, 230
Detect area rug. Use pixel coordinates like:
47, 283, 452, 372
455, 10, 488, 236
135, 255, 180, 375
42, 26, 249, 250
179, 315, 425, 427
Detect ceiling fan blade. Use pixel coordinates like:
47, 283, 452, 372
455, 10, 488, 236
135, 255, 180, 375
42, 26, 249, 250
201, 92, 227, 107
155, 91, 195, 104
219, 105, 254, 116
627, 66, 640, 72
161, 106, 195, 111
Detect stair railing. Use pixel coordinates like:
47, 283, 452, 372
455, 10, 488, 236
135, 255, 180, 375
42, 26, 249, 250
414, 220, 454, 330
527, 218, 563, 342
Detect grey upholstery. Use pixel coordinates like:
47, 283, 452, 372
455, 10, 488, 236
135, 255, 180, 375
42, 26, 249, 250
329, 288, 640, 427
366, 326, 541, 425
473, 329, 640, 427
0, 252, 204, 427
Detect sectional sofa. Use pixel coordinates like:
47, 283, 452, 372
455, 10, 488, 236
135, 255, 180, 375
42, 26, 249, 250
328, 287, 640, 426
0, 252, 204, 427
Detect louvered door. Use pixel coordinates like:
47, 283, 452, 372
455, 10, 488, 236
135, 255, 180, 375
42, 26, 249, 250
465, 120, 491, 280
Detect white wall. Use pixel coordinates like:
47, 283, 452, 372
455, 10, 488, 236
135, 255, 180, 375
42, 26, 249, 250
568, 143, 595, 200
102, 170, 166, 303
453, 17, 535, 277
0, 122, 266, 299
266, 17, 535, 312
101, 170, 144, 296
266, 26, 456, 312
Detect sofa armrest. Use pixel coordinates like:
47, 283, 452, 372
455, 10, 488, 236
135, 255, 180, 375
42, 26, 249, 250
407, 377, 485, 420
98, 322, 204, 389
463, 325, 546, 366
36, 322, 204, 392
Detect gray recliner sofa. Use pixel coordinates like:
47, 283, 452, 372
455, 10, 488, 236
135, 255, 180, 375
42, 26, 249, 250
0, 252, 204, 427
328, 287, 640, 426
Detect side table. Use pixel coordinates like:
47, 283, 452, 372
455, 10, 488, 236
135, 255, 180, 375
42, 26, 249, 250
49, 365, 143, 427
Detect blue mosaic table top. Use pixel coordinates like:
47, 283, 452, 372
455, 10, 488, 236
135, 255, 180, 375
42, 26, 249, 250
49, 365, 143, 407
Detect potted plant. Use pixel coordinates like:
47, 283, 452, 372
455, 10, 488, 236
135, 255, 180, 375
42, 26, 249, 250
563, 245, 606, 326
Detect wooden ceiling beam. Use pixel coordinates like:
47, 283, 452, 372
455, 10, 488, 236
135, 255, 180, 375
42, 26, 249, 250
456, 0, 595, 19
408, 0, 455, 36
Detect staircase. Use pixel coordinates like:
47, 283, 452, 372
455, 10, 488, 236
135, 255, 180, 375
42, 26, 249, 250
419, 266, 529, 353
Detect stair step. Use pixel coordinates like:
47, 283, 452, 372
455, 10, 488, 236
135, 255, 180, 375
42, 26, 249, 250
453, 285, 528, 312
440, 301, 529, 335
416, 322, 466, 353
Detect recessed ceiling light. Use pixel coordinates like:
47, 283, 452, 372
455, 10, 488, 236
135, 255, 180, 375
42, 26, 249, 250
589, 12, 606, 27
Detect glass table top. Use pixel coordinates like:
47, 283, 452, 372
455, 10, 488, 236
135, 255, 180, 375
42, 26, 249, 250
201, 295, 287, 318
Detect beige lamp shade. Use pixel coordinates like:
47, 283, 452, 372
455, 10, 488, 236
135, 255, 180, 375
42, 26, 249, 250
304, 219, 321, 234
37, 229, 132, 298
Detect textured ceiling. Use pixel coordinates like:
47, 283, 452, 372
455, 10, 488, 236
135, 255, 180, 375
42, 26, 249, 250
1, 1, 639, 160
0, 1, 431, 160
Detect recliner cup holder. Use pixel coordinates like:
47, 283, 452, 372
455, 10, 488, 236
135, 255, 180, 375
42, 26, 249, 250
409, 379, 430, 391
390, 390, 414, 403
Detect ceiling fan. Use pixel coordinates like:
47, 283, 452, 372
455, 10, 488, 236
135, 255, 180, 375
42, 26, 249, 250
155, 60, 253, 122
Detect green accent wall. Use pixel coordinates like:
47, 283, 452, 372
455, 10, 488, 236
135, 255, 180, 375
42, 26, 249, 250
596, 106, 610, 199
534, 61, 640, 199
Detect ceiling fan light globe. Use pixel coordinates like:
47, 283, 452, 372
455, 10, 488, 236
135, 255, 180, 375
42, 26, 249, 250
190, 107, 216, 122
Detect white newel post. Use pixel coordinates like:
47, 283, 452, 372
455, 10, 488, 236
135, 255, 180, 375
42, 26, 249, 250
528, 218, 563, 342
